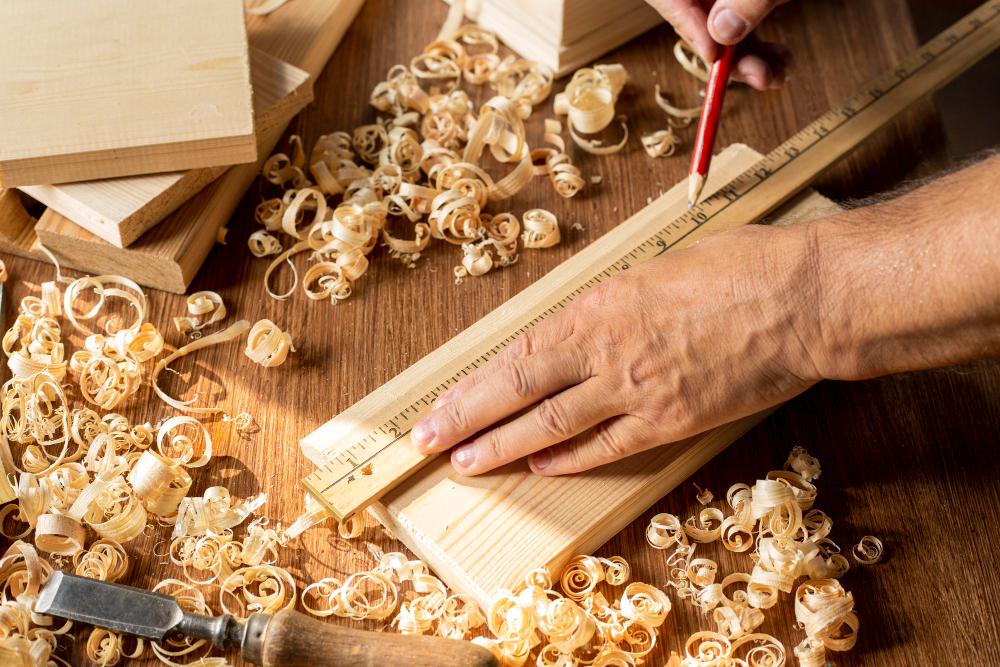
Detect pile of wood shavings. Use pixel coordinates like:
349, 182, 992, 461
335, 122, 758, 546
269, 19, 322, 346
646, 446, 867, 667
0, 269, 310, 666
248, 16, 612, 300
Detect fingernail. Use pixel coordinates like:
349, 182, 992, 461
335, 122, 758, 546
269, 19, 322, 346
713, 9, 748, 43
412, 416, 436, 450
454, 443, 476, 469
531, 448, 553, 471
435, 390, 457, 410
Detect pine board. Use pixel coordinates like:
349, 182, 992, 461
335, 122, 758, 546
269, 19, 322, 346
313, 145, 843, 608
21, 49, 312, 249
448, 0, 663, 76
0, 0, 256, 187
26, 0, 367, 294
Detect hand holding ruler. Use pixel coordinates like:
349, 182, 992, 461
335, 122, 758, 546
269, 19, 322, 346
301, 2, 1000, 522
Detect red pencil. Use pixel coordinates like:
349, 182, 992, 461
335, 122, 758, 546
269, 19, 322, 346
688, 43, 737, 209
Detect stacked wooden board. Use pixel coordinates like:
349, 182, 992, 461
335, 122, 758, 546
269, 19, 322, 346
301, 145, 842, 607
0, 0, 257, 188
5, 0, 367, 293
22, 48, 312, 249
447, 0, 663, 76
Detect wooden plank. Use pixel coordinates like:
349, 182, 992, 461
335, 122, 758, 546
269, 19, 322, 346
20, 49, 312, 249
0, 0, 256, 187
360, 148, 841, 609
26, 0, 367, 294
0, 190, 44, 261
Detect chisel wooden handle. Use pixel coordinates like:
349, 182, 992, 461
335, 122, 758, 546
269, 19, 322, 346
242, 609, 499, 667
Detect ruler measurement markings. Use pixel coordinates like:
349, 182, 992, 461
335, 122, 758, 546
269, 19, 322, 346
302, 3, 1000, 520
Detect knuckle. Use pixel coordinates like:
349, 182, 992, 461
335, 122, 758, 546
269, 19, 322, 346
578, 277, 630, 311
440, 401, 474, 436
480, 429, 512, 465
536, 399, 575, 441
591, 322, 630, 363
594, 425, 631, 462
502, 358, 535, 399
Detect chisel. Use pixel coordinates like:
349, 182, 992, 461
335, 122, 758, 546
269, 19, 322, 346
36, 571, 498, 667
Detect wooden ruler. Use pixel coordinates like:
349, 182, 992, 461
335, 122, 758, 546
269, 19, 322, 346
301, 1, 1000, 522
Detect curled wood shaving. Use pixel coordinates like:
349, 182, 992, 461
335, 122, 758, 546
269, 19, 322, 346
173, 292, 226, 338
172, 487, 266, 540
62, 275, 147, 337
245, 320, 295, 368
0, 260, 6, 283
522, 209, 560, 249
694, 483, 714, 505
785, 446, 822, 481
152, 320, 250, 414
532, 119, 584, 198
674, 40, 711, 82
74, 539, 129, 582
489, 57, 554, 119
248, 230, 283, 258
641, 129, 681, 158
221, 565, 296, 618
654, 84, 701, 127
852, 536, 883, 564
33, 513, 85, 556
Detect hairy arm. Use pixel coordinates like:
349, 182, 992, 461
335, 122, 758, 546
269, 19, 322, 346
805, 153, 1000, 380
411, 154, 1000, 476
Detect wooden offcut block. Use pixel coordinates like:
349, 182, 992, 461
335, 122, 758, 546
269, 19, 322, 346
21, 48, 312, 248
448, 0, 663, 76
0, 0, 256, 187
304, 145, 841, 608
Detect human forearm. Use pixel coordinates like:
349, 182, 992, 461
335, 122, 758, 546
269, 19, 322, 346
803, 154, 1000, 380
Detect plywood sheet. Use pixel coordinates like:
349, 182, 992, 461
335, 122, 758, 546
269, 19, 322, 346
21, 48, 312, 248
0, 0, 257, 188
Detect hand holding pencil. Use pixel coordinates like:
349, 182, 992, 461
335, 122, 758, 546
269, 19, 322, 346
687, 43, 736, 209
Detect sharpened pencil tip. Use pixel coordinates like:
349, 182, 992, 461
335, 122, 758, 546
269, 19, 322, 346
687, 200, 693, 210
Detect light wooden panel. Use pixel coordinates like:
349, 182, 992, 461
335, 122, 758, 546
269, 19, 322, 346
21, 49, 312, 249
0, 0, 256, 187
26, 0, 367, 294
307, 146, 842, 608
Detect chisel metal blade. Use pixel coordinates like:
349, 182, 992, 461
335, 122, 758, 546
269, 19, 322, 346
36, 571, 186, 642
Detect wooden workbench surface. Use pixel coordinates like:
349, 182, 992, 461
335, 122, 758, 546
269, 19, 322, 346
3, 0, 999, 664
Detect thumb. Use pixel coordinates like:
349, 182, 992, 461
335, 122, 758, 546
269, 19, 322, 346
707, 0, 787, 45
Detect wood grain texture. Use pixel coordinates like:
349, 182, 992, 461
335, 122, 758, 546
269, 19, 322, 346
0, 0, 256, 187
3, 2, 998, 666
20, 49, 312, 249
26, 0, 367, 293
